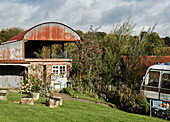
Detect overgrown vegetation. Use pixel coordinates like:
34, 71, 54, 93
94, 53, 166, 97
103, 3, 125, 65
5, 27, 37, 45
107, 87, 149, 114
20, 66, 51, 96
33, 44, 63, 58
0, 27, 24, 43
68, 18, 165, 113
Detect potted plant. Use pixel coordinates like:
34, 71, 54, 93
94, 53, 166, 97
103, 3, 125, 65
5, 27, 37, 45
20, 66, 51, 101
29, 77, 42, 101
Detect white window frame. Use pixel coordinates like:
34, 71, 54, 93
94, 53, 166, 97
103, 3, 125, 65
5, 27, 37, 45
52, 65, 67, 78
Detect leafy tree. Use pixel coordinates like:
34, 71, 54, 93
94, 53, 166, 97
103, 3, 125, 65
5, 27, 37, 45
71, 28, 105, 94
102, 18, 156, 90
163, 36, 170, 46
80, 39, 103, 93
144, 32, 165, 55
34, 46, 51, 58
0, 27, 24, 43
51, 44, 63, 58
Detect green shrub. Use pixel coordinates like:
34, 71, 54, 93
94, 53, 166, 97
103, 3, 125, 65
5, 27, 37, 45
62, 87, 75, 96
107, 87, 149, 114
135, 94, 149, 114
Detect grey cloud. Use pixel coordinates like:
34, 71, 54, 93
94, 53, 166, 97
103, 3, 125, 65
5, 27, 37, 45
0, 0, 170, 37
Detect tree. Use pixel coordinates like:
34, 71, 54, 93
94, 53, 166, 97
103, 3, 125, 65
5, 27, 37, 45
163, 36, 170, 46
34, 46, 51, 58
102, 18, 156, 90
144, 32, 165, 55
0, 27, 24, 43
71, 28, 105, 94
79, 39, 103, 93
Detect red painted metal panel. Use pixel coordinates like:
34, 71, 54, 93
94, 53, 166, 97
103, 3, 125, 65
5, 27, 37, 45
24, 23, 80, 41
7, 22, 81, 42
0, 40, 23, 60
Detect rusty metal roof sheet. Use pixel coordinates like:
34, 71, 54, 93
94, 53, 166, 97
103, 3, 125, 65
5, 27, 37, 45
0, 60, 30, 64
8, 22, 81, 42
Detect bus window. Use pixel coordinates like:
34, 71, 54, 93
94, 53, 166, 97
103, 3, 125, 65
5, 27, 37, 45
161, 73, 170, 89
147, 71, 160, 87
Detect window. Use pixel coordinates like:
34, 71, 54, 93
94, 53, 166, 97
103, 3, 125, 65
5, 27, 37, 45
52, 65, 66, 78
161, 73, 170, 89
147, 71, 160, 87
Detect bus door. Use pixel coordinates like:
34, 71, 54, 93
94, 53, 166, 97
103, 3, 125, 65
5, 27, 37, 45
142, 71, 160, 100
160, 72, 170, 102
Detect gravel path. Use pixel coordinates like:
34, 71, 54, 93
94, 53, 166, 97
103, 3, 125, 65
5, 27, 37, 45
53, 92, 115, 108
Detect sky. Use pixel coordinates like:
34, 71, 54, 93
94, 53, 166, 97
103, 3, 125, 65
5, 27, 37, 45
0, 0, 170, 37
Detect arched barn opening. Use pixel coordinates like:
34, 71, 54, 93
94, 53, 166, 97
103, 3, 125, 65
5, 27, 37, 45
0, 22, 81, 89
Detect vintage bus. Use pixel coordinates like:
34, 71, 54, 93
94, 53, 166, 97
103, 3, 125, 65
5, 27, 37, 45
140, 62, 170, 102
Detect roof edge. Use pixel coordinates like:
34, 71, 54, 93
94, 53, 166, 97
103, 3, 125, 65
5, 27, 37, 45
7, 22, 81, 42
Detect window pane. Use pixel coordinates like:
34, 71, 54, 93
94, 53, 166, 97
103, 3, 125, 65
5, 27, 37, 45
148, 71, 160, 87
63, 66, 65, 71
162, 74, 170, 89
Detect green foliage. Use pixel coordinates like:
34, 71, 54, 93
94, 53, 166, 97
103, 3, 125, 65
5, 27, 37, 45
107, 87, 149, 114
102, 18, 157, 90
61, 87, 76, 96
21, 74, 47, 94
51, 44, 63, 58
33, 44, 64, 58
161, 47, 170, 55
144, 32, 165, 55
0, 27, 24, 43
33, 46, 51, 58
80, 39, 103, 89
20, 66, 50, 96
163, 36, 170, 46
65, 43, 79, 59
135, 94, 150, 113
71, 18, 165, 104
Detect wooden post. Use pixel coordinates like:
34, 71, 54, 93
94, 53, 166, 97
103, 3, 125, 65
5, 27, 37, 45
150, 99, 152, 117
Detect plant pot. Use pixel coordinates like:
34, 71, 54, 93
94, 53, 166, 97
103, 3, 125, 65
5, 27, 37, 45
46, 96, 63, 108
0, 88, 8, 100
20, 97, 34, 105
30, 92, 40, 101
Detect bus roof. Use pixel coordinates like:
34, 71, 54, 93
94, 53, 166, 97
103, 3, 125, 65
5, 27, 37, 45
148, 62, 170, 71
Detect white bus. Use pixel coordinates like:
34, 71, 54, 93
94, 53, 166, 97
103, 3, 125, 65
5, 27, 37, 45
140, 62, 170, 102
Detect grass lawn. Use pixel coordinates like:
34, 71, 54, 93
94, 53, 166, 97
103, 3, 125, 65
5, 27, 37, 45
0, 91, 165, 122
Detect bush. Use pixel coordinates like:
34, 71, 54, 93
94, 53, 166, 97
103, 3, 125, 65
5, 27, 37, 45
107, 87, 149, 114
61, 87, 76, 96
135, 94, 149, 114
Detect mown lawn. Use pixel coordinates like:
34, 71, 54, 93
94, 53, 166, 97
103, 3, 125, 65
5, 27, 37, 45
0, 91, 165, 122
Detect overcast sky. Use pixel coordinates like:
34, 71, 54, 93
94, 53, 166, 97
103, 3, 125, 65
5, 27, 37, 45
0, 0, 170, 37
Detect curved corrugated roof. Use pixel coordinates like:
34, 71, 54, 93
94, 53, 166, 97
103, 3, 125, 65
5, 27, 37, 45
8, 22, 81, 42
8, 29, 30, 42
